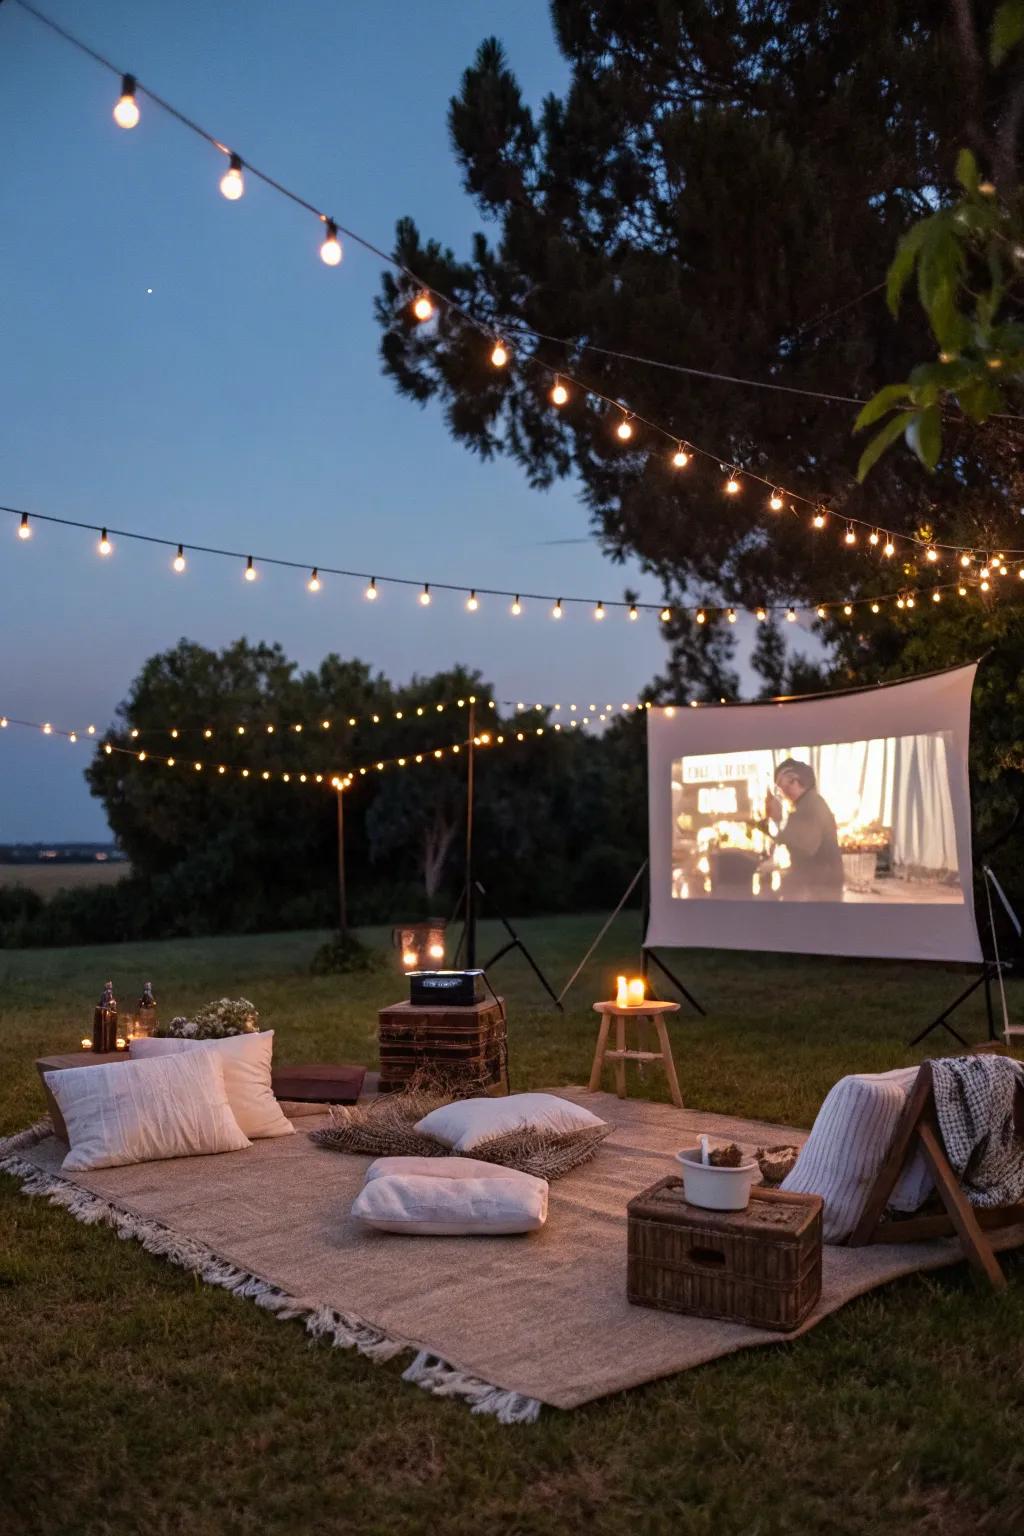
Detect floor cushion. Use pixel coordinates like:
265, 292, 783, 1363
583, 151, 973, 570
130, 1030, 294, 1140
364, 1154, 537, 1183
48, 1050, 250, 1172
352, 1166, 549, 1235
781, 1066, 933, 1242
413, 1092, 605, 1153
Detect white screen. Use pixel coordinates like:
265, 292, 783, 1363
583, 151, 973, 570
646, 664, 982, 963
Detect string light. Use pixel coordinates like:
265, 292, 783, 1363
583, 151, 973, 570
245, 556, 256, 582
307, 568, 321, 592
550, 378, 569, 407
812, 511, 827, 530
173, 544, 186, 573
412, 291, 434, 322
113, 73, 139, 129
466, 590, 478, 612
724, 471, 741, 495
511, 595, 521, 615
869, 530, 880, 547
18, 513, 30, 540
220, 153, 244, 201
419, 583, 431, 606
871, 601, 880, 613
490, 340, 508, 368
786, 607, 797, 622
727, 607, 737, 623
925, 547, 939, 563
616, 414, 634, 441
883, 538, 895, 557
594, 601, 605, 621
365, 577, 377, 600
755, 606, 767, 621
672, 444, 690, 469
98, 529, 112, 556
319, 220, 342, 267
660, 607, 671, 623
816, 604, 827, 618
932, 590, 942, 602
768, 489, 784, 511
843, 603, 853, 616
960, 552, 973, 567
696, 609, 706, 625
552, 598, 563, 619
629, 603, 638, 621
845, 525, 856, 545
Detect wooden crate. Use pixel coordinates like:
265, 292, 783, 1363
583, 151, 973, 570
377, 997, 507, 1095
627, 1178, 822, 1332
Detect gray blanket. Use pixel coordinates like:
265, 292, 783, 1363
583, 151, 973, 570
930, 1055, 1024, 1208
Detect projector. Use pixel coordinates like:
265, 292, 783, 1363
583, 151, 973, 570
408, 969, 485, 1007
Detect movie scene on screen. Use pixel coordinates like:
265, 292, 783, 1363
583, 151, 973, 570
670, 732, 965, 904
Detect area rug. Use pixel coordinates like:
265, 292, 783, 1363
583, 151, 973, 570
4, 1090, 1023, 1424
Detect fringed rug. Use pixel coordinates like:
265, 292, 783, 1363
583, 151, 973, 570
4, 1090, 1023, 1423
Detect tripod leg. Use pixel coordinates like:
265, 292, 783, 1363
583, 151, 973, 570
475, 881, 564, 1011
907, 969, 982, 1048
643, 948, 706, 1017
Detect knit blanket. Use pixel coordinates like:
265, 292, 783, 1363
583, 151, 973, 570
930, 1055, 1024, 1208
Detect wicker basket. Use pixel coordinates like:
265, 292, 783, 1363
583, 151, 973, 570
627, 1177, 822, 1332
377, 998, 507, 1095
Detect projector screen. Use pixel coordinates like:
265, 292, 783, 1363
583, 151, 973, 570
646, 663, 982, 963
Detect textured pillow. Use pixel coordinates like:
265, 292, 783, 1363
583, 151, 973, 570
364, 1155, 535, 1183
414, 1092, 605, 1152
781, 1066, 933, 1242
352, 1168, 548, 1235
48, 1051, 250, 1172
130, 1030, 293, 1140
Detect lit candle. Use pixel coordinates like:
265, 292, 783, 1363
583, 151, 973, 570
616, 975, 629, 1007
628, 978, 646, 1006
115, 1037, 126, 1051
81, 1037, 92, 1050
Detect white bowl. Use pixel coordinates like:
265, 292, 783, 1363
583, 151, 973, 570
675, 1146, 759, 1211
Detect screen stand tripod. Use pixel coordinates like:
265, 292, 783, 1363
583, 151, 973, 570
452, 879, 564, 1012
908, 865, 1017, 1048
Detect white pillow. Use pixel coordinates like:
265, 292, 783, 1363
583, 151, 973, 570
414, 1092, 605, 1153
782, 1066, 933, 1242
130, 1030, 293, 1140
49, 1051, 250, 1172
364, 1155, 532, 1183
352, 1169, 548, 1235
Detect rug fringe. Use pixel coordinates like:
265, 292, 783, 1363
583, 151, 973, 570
0, 1127, 542, 1426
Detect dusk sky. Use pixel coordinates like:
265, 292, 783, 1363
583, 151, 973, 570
0, 0, 747, 841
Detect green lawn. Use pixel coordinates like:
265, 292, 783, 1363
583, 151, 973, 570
2, 916, 1022, 1535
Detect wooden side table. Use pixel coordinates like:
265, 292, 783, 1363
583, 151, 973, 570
589, 1001, 683, 1108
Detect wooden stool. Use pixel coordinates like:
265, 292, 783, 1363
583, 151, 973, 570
589, 1001, 683, 1108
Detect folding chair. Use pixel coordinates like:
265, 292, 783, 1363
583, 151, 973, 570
848, 1059, 1024, 1290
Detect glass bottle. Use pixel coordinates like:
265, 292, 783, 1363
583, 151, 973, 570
133, 981, 157, 1041
93, 981, 118, 1053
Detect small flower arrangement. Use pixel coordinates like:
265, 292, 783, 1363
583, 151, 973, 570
157, 997, 260, 1040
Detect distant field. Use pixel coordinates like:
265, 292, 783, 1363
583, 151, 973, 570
0, 862, 130, 895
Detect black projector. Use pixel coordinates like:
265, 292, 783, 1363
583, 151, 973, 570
408, 969, 485, 1007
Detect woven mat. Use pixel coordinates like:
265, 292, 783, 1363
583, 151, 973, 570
7, 1089, 1024, 1414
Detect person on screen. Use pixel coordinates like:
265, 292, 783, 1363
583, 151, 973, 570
763, 758, 844, 901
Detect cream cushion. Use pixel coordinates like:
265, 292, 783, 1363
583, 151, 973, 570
414, 1092, 605, 1152
781, 1066, 933, 1242
364, 1155, 532, 1182
352, 1165, 548, 1235
129, 1030, 293, 1140
49, 1051, 250, 1172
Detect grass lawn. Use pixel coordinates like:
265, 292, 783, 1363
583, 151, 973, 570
2, 914, 1022, 1535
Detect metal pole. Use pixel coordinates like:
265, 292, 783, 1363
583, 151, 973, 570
466, 699, 476, 966
336, 788, 348, 934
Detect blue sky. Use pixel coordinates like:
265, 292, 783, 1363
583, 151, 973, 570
0, 0, 672, 840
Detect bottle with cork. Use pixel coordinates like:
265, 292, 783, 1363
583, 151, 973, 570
92, 982, 118, 1053
132, 981, 158, 1042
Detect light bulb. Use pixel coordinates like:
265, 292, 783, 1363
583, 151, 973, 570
907, 595, 916, 608
42, 722, 52, 735
552, 599, 563, 619
629, 604, 638, 621
871, 601, 880, 613
769, 490, 784, 511
727, 607, 737, 623
245, 556, 256, 581
616, 415, 634, 441
465, 590, 478, 611
412, 291, 434, 322
816, 605, 827, 619
594, 601, 605, 620
786, 607, 797, 622
660, 607, 671, 623
980, 565, 990, 578
173, 544, 186, 572
98, 529, 112, 556
672, 444, 690, 469
845, 525, 856, 545
959, 585, 968, 596
843, 603, 853, 616
220, 154, 244, 201
696, 609, 706, 625
897, 596, 906, 609
883, 539, 895, 557
490, 340, 508, 368
960, 551, 972, 567
981, 578, 991, 591
320, 220, 342, 267
869, 530, 880, 546
18, 513, 30, 540
365, 578, 377, 600
813, 512, 826, 529
724, 473, 741, 495
419, 584, 431, 606
307, 568, 321, 592
113, 75, 139, 129
932, 591, 942, 602
511, 595, 521, 615
550, 378, 569, 406
755, 606, 767, 621
925, 547, 939, 562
